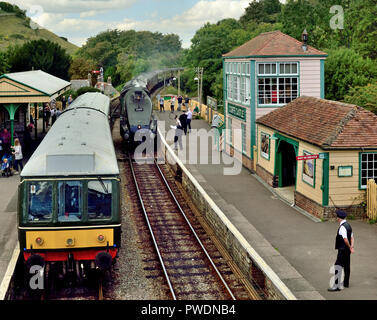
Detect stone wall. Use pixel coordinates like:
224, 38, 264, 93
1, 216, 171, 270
294, 191, 324, 219
256, 164, 275, 187
295, 191, 367, 220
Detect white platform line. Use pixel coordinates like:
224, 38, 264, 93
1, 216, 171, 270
0, 244, 20, 300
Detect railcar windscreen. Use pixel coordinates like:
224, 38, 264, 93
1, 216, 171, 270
27, 182, 53, 222
88, 180, 112, 220
58, 181, 83, 222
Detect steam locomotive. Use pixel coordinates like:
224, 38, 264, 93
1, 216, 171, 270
120, 68, 183, 145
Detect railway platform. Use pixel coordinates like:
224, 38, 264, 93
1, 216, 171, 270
0, 173, 19, 299
156, 110, 377, 300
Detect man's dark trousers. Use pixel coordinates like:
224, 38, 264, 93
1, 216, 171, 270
335, 249, 351, 287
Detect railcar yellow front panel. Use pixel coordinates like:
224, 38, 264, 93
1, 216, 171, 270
26, 229, 114, 250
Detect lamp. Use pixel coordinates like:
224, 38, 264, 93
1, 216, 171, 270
301, 29, 308, 52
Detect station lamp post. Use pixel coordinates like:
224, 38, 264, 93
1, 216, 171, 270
194, 67, 203, 113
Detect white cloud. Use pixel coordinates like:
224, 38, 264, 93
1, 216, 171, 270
9, 0, 136, 14
116, 0, 250, 48
8, 0, 251, 48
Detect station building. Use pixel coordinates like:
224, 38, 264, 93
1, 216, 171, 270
256, 96, 377, 220
0, 70, 70, 144
222, 30, 327, 170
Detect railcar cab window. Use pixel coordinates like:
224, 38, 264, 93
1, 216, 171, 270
27, 182, 53, 222
58, 181, 83, 222
88, 180, 112, 220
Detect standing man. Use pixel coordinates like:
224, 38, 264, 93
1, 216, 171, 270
177, 95, 183, 111
159, 96, 165, 113
328, 210, 354, 291
170, 96, 176, 113
156, 93, 161, 108
186, 108, 193, 133
62, 96, 67, 110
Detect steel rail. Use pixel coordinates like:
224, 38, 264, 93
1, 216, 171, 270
154, 160, 236, 300
128, 156, 177, 300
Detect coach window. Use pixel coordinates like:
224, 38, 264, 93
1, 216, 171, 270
88, 180, 112, 220
28, 182, 53, 222
58, 181, 83, 222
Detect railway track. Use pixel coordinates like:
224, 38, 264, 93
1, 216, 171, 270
126, 155, 258, 300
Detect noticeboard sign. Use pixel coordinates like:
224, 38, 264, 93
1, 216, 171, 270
207, 96, 218, 111
338, 166, 353, 177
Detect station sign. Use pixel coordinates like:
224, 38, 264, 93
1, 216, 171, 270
207, 96, 218, 111
296, 154, 319, 161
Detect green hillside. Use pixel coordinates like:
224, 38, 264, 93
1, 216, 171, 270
0, 14, 78, 55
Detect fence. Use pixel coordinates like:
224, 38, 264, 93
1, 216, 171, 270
367, 179, 377, 220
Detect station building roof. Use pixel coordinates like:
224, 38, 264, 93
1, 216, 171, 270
256, 96, 377, 150
0, 70, 71, 103
223, 30, 327, 58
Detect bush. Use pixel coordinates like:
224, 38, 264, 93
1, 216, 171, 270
76, 86, 101, 97
325, 48, 377, 101
344, 83, 377, 115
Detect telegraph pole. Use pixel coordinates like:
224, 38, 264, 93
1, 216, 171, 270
195, 67, 204, 112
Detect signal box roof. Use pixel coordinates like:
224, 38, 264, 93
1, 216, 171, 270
223, 30, 327, 58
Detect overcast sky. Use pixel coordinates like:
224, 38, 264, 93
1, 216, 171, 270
8, 0, 256, 48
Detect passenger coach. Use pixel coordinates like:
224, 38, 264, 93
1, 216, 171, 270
18, 93, 121, 278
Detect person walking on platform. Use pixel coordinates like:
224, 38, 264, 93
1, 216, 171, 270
44, 104, 51, 128
11, 138, 23, 175
62, 96, 67, 110
0, 135, 3, 160
186, 109, 193, 133
328, 210, 354, 292
172, 115, 183, 151
177, 95, 183, 111
159, 96, 165, 112
179, 112, 188, 135
68, 95, 73, 106
51, 107, 57, 125
0, 128, 11, 154
170, 96, 176, 113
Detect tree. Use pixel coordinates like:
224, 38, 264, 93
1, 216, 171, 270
240, 0, 281, 26
349, 0, 377, 59
184, 19, 250, 101
325, 48, 377, 101
0, 51, 10, 74
344, 83, 377, 114
116, 51, 135, 84
69, 57, 97, 80
8, 40, 71, 80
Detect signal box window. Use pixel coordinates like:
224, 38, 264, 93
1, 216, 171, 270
28, 182, 53, 222
88, 180, 112, 220
58, 181, 83, 222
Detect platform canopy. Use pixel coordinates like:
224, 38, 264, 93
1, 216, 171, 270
0, 70, 71, 144
0, 70, 71, 104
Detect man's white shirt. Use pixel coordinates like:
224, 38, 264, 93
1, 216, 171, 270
339, 219, 354, 239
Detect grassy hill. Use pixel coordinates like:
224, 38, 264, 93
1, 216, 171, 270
0, 14, 78, 55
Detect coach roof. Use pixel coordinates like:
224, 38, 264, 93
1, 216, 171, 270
21, 93, 119, 177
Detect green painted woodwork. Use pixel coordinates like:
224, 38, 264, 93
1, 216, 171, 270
321, 152, 329, 206
3, 103, 21, 145
320, 59, 325, 99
